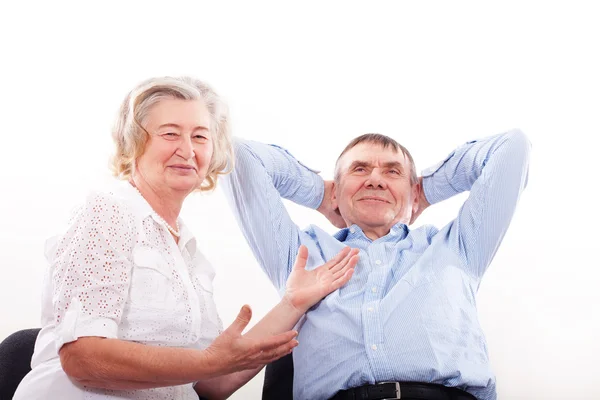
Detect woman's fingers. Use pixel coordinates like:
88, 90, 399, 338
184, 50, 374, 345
328, 248, 359, 275
256, 330, 298, 353
292, 245, 309, 271
330, 260, 358, 288
225, 305, 253, 335
258, 338, 298, 363
323, 246, 351, 269
244, 331, 298, 365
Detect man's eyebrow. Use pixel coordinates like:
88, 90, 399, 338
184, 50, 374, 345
382, 161, 404, 170
347, 160, 404, 170
347, 160, 371, 170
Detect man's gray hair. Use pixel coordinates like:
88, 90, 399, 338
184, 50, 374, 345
334, 133, 418, 184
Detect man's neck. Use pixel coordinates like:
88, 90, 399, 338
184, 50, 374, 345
362, 227, 390, 241
356, 218, 410, 241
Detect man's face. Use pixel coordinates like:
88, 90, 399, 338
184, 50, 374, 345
333, 142, 418, 233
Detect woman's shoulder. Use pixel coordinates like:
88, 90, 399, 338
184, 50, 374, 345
75, 181, 138, 219
44, 181, 140, 261
50, 180, 142, 238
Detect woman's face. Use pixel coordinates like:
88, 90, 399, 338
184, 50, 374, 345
135, 98, 213, 196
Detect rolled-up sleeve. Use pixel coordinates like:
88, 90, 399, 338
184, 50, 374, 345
48, 191, 136, 350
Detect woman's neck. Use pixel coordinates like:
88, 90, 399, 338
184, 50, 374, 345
130, 177, 184, 229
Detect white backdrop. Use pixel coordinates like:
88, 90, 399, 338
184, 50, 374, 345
1, 1, 598, 399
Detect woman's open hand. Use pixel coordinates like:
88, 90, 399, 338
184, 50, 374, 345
202, 305, 298, 377
284, 246, 359, 313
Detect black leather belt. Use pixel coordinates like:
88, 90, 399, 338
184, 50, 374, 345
330, 382, 477, 400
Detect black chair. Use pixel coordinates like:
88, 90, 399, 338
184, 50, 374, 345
262, 353, 294, 400
0, 328, 41, 400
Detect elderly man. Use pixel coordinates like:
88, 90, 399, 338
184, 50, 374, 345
222, 129, 530, 400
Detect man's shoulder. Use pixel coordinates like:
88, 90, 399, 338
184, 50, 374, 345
407, 223, 441, 248
301, 223, 338, 240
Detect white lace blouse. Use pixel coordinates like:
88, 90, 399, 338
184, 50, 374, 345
14, 180, 223, 400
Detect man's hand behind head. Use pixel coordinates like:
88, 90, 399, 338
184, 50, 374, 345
318, 180, 346, 229
409, 177, 430, 225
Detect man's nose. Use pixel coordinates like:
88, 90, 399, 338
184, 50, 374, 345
364, 169, 386, 189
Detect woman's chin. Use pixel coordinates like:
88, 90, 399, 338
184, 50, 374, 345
168, 179, 201, 194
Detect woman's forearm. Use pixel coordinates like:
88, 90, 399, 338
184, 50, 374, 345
245, 296, 304, 339
194, 299, 302, 399
59, 336, 217, 389
193, 366, 263, 400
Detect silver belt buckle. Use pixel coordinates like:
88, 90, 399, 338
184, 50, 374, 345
379, 381, 401, 399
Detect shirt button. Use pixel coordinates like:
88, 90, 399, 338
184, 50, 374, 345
367, 307, 374, 312
371, 287, 377, 293
350, 227, 356, 233
371, 344, 377, 350
375, 260, 381, 265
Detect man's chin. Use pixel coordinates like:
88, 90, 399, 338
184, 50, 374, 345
355, 218, 391, 229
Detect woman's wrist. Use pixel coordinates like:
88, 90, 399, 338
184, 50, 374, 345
194, 347, 224, 380
280, 293, 309, 318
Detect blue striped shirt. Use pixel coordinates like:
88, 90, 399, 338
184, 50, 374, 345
221, 130, 530, 400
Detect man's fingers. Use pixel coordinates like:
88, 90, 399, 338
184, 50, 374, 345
226, 305, 253, 335
292, 245, 309, 271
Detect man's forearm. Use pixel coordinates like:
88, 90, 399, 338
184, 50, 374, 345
422, 130, 527, 205
234, 139, 324, 209
422, 129, 530, 277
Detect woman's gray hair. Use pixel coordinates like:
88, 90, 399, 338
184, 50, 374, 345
110, 76, 233, 191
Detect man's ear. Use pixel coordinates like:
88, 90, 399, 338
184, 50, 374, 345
331, 181, 339, 210
411, 181, 421, 215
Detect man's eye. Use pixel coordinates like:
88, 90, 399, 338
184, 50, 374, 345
355, 167, 366, 172
389, 170, 400, 175
193, 135, 208, 141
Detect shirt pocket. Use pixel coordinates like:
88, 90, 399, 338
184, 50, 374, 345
193, 256, 222, 332
129, 247, 175, 310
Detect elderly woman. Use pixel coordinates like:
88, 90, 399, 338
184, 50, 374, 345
14, 76, 358, 400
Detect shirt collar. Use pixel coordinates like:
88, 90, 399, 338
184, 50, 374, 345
111, 180, 198, 257
177, 219, 197, 256
112, 180, 155, 220
333, 222, 409, 242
